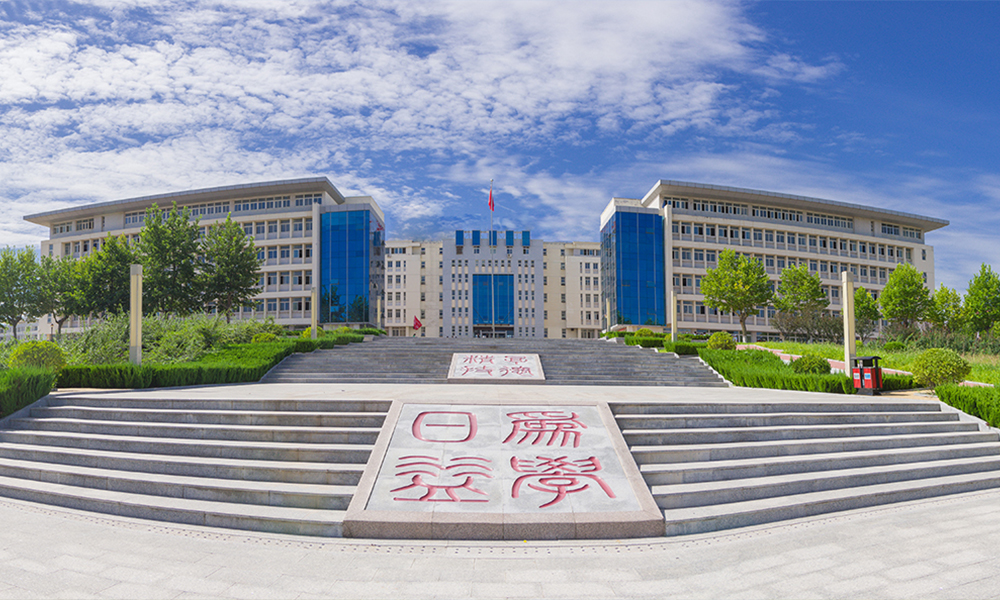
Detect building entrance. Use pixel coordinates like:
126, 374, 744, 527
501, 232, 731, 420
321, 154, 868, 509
474, 327, 514, 338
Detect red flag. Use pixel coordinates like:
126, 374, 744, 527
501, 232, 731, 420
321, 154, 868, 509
413, 315, 422, 329
488, 182, 494, 212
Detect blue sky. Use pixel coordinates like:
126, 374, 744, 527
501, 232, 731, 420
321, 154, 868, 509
1, 1, 997, 292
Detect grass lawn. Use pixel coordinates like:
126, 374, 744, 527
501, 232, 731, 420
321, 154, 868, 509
756, 341, 1000, 386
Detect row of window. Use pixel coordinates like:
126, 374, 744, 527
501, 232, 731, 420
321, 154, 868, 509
260, 270, 313, 287
241, 218, 312, 237
256, 244, 312, 261
232, 194, 320, 213
665, 196, 750, 216
52, 218, 94, 234
672, 225, 921, 258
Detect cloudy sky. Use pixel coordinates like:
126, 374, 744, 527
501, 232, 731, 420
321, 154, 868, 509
1, 1, 997, 292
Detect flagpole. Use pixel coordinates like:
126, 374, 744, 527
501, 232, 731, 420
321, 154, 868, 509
490, 179, 495, 339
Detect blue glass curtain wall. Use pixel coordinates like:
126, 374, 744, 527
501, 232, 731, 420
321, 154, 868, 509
604, 212, 665, 326
320, 210, 383, 324
472, 274, 514, 325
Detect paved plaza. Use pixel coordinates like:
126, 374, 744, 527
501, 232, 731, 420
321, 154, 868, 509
1, 485, 999, 599
2, 382, 999, 598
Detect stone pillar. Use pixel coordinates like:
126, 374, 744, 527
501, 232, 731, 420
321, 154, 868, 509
670, 290, 678, 343
129, 264, 142, 365
606, 298, 611, 332
311, 286, 319, 339
842, 270, 856, 373
377, 295, 382, 330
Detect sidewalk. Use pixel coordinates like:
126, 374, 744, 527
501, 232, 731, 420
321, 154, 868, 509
1, 487, 999, 599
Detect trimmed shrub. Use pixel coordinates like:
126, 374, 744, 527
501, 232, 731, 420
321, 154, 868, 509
58, 364, 154, 389
8, 341, 67, 371
911, 348, 971, 388
706, 332, 736, 351
935, 385, 1000, 428
625, 336, 663, 348
634, 328, 654, 337
883, 341, 906, 352
882, 374, 916, 391
663, 341, 703, 355
251, 332, 278, 343
0, 368, 57, 416
300, 327, 325, 339
318, 333, 364, 348
699, 349, 854, 394
791, 354, 831, 375
356, 327, 386, 336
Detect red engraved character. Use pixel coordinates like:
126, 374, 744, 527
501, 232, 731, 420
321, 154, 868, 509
462, 354, 494, 365
391, 455, 493, 502
503, 410, 587, 448
510, 456, 615, 508
504, 355, 529, 364
412, 411, 478, 443
499, 365, 534, 377
460, 365, 494, 377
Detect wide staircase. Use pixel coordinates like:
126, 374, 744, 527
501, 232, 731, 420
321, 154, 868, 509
611, 398, 1000, 535
0, 395, 388, 536
263, 337, 727, 386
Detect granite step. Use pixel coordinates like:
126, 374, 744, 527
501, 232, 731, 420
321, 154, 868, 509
615, 411, 959, 429
30, 407, 387, 427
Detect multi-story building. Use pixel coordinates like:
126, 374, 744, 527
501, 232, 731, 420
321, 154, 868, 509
601, 180, 948, 341
19, 178, 384, 337
381, 233, 602, 339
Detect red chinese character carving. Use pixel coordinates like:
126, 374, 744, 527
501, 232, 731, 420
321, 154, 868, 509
510, 456, 615, 508
504, 355, 529, 364
391, 455, 493, 502
503, 410, 587, 447
460, 365, 494, 377
462, 354, 495, 364
499, 366, 535, 377
412, 411, 478, 443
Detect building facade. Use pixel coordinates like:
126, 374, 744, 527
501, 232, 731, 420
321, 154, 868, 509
601, 180, 948, 341
19, 178, 384, 337
381, 234, 602, 339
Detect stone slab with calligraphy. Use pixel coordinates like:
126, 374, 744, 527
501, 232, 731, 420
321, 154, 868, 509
447, 353, 545, 382
343, 401, 663, 540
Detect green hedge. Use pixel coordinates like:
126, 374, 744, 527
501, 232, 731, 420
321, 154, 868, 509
663, 341, 706, 355
58, 341, 297, 389
625, 336, 664, 348
699, 349, 854, 394
935, 384, 1000, 428
0, 368, 57, 417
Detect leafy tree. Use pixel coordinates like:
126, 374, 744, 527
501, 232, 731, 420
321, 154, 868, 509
39, 255, 87, 336
138, 202, 202, 315
701, 249, 773, 343
878, 263, 931, 329
771, 264, 828, 341
854, 287, 881, 344
963, 263, 1000, 333
201, 215, 263, 323
0, 247, 43, 340
928, 284, 964, 333
81, 234, 135, 317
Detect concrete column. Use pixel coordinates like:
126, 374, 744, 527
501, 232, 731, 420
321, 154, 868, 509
312, 200, 321, 328
377, 296, 382, 330
842, 270, 856, 372
662, 204, 674, 337
310, 286, 318, 339
129, 264, 142, 365
670, 290, 678, 343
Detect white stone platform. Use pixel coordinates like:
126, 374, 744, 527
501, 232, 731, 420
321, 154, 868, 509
447, 353, 545, 382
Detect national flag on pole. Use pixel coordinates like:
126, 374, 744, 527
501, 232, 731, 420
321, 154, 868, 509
413, 315, 422, 329
488, 181, 494, 212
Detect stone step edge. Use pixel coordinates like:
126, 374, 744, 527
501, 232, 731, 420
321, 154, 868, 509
629, 432, 1000, 462
616, 411, 958, 422
651, 454, 1000, 498
11, 418, 384, 435
639, 442, 1000, 476
0, 430, 376, 453
0, 456, 356, 498
622, 422, 976, 436
662, 470, 1000, 536
0, 474, 346, 536
33, 407, 389, 419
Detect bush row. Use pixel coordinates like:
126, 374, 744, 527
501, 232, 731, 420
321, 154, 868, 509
934, 385, 1000, 428
698, 349, 917, 394
0, 368, 58, 417
57, 333, 368, 390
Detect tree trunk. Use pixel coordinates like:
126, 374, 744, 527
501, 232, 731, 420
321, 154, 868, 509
739, 315, 749, 343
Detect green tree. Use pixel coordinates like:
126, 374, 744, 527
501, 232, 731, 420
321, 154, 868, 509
854, 287, 881, 344
701, 249, 773, 343
138, 203, 202, 315
771, 264, 829, 341
81, 234, 135, 317
200, 215, 263, 323
0, 246, 44, 340
39, 255, 87, 336
962, 264, 1000, 333
878, 263, 931, 329
928, 284, 964, 333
